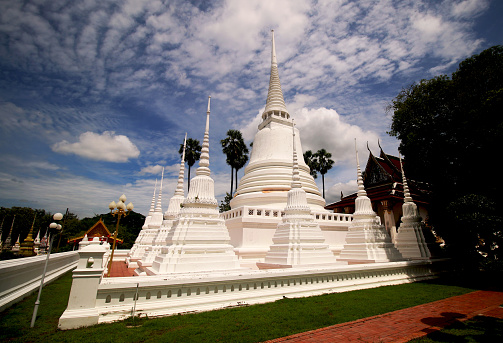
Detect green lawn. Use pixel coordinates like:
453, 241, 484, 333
0, 271, 498, 343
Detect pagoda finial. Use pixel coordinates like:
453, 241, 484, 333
291, 119, 301, 189
155, 167, 164, 213
197, 96, 211, 173
271, 29, 277, 65
399, 154, 413, 203
355, 139, 367, 197
148, 179, 157, 216
174, 134, 187, 197
263, 30, 289, 120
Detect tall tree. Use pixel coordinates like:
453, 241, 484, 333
234, 152, 249, 193
179, 138, 201, 192
313, 149, 334, 199
221, 130, 249, 195
387, 45, 503, 270
303, 150, 318, 179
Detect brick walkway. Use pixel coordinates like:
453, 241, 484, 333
266, 290, 503, 342
107, 261, 135, 277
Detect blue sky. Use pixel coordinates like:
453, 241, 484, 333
0, 0, 501, 218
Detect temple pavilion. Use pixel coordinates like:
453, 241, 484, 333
325, 143, 430, 240
68, 218, 122, 249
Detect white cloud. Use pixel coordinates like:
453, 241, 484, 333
294, 107, 380, 164
52, 131, 140, 162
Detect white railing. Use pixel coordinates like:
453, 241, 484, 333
0, 251, 79, 312
221, 206, 353, 223
58, 247, 447, 330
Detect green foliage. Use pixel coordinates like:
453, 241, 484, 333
179, 138, 202, 192
387, 45, 503, 270
221, 129, 249, 195
303, 150, 318, 179
306, 148, 335, 199
219, 192, 233, 213
0, 207, 145, 255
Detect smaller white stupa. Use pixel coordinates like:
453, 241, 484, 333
148, 96, 240, 274
394, 155, 432, 259
258, 121, 337, 268
338, 140, 402, 263
135, 135, 188, 274
127, 179, 158, 268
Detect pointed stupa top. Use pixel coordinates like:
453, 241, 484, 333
355, 139, 367, 198
183, 95, 218, 207
291, 120, 301, 189
155, 167, 164, 213
148, 179, 157, 216
262, 30, 289, 120
34, 229, 41, 244
197, 96, 211, 174
399, 154, 413, 203
165, 134, 187, 219
174, 133, 187, 197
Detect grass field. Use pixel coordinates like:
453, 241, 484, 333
0, 271, 499, 342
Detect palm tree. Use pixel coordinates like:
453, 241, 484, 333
303, 150, 318, 179
313, 148, 334, 199
179, 138, 201, 192
221, 130, 249, 195
233, 152, 249, 193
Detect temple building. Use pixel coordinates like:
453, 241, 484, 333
325, 143, 430, 241
67, 218, 122, 249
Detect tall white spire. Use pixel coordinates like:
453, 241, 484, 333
197, 96, 211, 173
231, 30, 325, 212
174, 133, 187, 197
149, 180, 157, 215
263, 30, 289, 120
355, 140, 367, 198
291, 120, 301, 189
149, 96, 239, 274
164, 133, 187, 219
399, 154, 413, 203
155, 167, 164, 213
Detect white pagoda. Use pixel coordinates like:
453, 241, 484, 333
258, 122, 337, 268
230, 30, 325, 211
135, 135, 188, 274
394, 156, 433, 259
148, 96, 240, 274
337, 142, 402, 263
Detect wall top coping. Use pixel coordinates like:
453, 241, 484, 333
0, 251, 78, 268
99, 259, 444, 290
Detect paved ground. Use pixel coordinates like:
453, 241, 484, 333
265, 290, 503, 342
107, 260, 135, 277
109, 262, 503, 342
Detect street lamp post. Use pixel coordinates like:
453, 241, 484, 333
107, 194, 133, 277
30, 212, 63, 328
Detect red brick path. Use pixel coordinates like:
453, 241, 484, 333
266, 290, 503, 342
107, 261, 135, 277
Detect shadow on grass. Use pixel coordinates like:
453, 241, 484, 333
416, 270, 503, 292
411, 316, 503, 342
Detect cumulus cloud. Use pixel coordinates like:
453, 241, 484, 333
52, 131, 140, 162
294, 107, 379, 164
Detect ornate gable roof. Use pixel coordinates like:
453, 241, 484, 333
68, 218, 122, 244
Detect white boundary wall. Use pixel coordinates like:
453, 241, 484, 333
0, 251, 79, 312
58, 243, 448, 330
